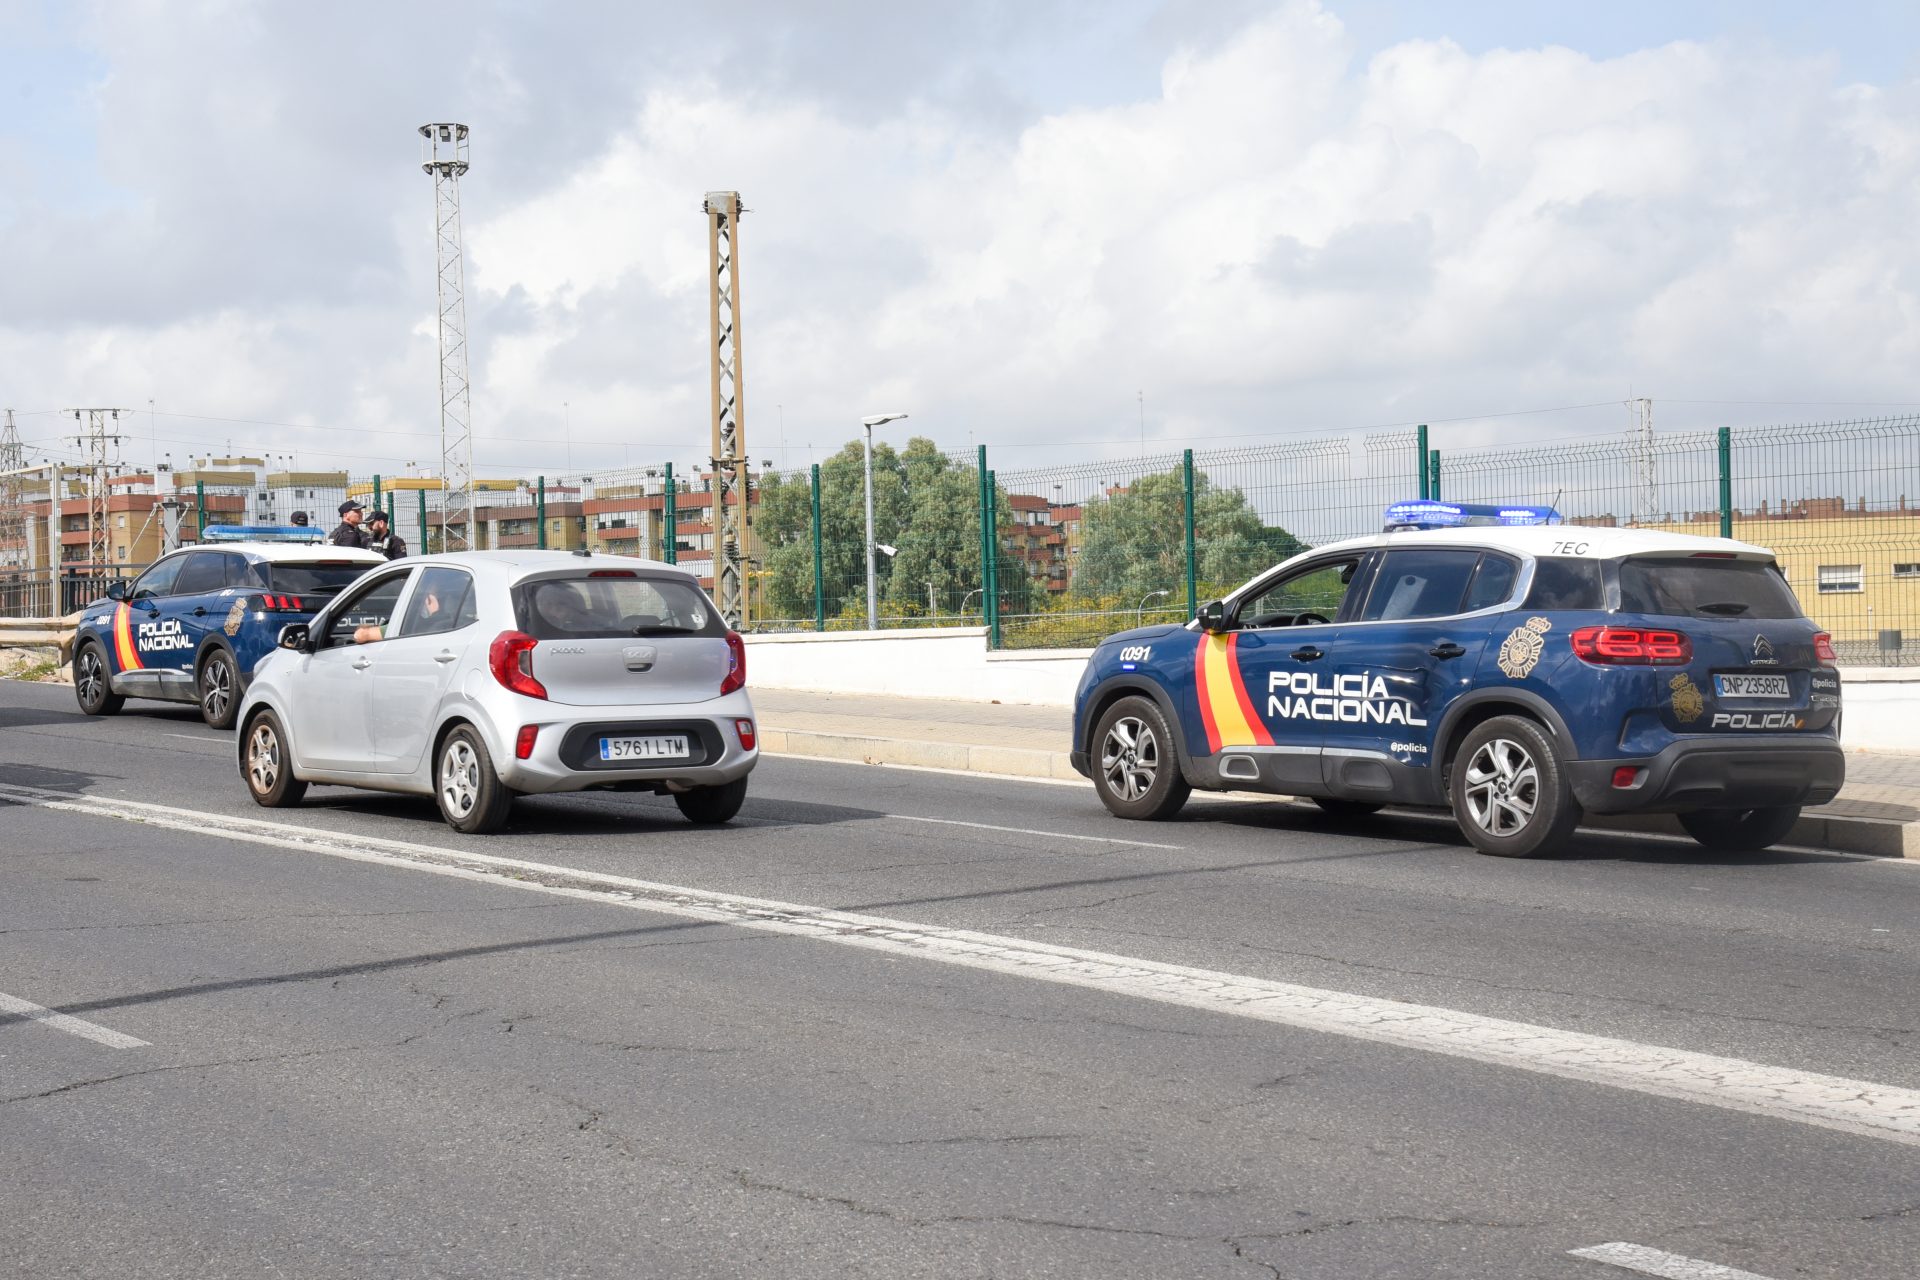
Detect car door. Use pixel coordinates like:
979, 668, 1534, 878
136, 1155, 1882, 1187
1201, 553, 1370, 789
165, 551, 239, 697
109, 555, 186, 693
366, 566, 480, 774
1326, 546, 1518, 789
292, 568, 415, 771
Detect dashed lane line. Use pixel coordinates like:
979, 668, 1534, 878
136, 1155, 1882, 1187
884, 813, 1183, 850
1, 779, 1917, 1148
1568, 1242, 1781, 1279
0, 990, 150, 1049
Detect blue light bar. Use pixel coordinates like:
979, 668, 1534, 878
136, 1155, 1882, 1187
1383, 500, 1561, 530
200, 524, 327, 544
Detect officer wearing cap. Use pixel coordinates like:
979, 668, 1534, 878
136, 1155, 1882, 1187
329, 500, 370, 549
289, 510, 310, 527
366, 509, 408, 561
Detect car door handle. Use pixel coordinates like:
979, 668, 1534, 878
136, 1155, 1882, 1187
191, 607, 208, 616
1291, 646, 1324, 662
1429, 642, 1467, 659
351, 657, 373, 670
433, 650, 458, 664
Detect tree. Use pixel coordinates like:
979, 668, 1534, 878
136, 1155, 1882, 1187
1072, 467, 1302, 601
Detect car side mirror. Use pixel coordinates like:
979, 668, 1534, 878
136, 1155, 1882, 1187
277, 623, 312, 653
1197, 600, 1228, 633
105, 580, 128, 602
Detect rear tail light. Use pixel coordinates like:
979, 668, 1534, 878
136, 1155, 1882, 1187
720, 631, 746, 695
515, 724, 539, 759
734, 718, 756, 750
255, 594, 305, 612
1570, 626, 1692, 665
1814, 632, 1837, 665
489, 630, 548, 700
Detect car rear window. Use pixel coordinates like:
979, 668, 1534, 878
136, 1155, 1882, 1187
514, 574, 725, 639
1618, 558, 1803, 620
257, 561, 373, 598
1523, 557, 1605, 610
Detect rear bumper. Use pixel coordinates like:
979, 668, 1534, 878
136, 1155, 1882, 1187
1570, 737, 1845, 815
492, 692, 758, 794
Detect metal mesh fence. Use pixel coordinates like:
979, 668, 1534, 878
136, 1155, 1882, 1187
6, 416, 1920, 668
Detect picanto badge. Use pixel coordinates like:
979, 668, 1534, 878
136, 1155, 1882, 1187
223, 600, 247, 636
1669, 673, 1704, 723
1496, 616, 1552, 679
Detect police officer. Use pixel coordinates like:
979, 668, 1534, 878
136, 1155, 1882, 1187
366, 509, 408, 560
289, 510, 310, 527
329, 500, 369, 549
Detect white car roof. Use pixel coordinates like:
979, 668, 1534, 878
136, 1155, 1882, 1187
1310, 523, 1777, 562
360, 549, 696, 581
170, 542, 386, 564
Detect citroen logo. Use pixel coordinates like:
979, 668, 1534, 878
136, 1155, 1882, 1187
1752, 634, 1777, 666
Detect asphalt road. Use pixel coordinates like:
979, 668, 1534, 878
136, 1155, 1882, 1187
2, 677, 1917, 1279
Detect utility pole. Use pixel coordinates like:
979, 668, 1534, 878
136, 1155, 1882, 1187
0, 410, 22, 569
705, 190, 749, 627
1631, 397, 1657, 525
67, 408, 128, 576
420, 123, 476, 551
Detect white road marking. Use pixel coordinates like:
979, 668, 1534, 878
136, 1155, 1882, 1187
0, 990, 150, 1049
2, 779, 1918, 1147
163, 733, 224, 744
760, 750, 1089, 788
885, 813, 1183, 850
1568, 1242, 1781, 1279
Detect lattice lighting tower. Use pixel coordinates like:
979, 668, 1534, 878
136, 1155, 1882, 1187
421, 123, 476, 551
705, 191, 750, 626
0, 410, 24, 569
1631, 397, 1657, 525
67, 408, 127, 571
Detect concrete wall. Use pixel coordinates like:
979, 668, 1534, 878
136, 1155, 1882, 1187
745, 627, 1920, 753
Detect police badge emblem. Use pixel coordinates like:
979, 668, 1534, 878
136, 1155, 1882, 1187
224, 600, 247, 636
1669, 672, 1704, 723
1496, 616, 1552, 679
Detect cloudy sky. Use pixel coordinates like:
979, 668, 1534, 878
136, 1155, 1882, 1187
3, 0, 1918, 480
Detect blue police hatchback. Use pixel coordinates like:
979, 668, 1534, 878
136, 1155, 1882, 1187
1072, 503, 1845, 857
72, 529, 384, 729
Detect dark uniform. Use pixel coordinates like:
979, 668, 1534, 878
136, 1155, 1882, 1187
366, 516, 408, 561
328, 521, 369, 549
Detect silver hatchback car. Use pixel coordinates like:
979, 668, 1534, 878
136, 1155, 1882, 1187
234, 551, 757, 833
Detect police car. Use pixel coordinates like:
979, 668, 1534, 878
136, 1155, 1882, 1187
72, 527, 385, 729
1072, 501, 1845, 857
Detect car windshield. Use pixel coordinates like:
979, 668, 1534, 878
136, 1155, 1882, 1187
515, 574, 724, 639
1618, 558, 1803, 620
257, 562, 372, 598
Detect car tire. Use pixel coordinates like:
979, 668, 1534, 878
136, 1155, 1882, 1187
241, 710, 307, 808
1092, 695, 1191, 821
674, 778, 748, 825
73, 642, 124, 716
436, 725, 515, 834
1448, 715, 1581, 858
198, 649, 241, 730
1312, 797, 1383, 820
1677, 806, 1802, 853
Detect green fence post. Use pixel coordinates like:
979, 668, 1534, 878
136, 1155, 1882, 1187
986, 469, 1002, 649
1428, 450, 1441, 501
663, 463, 678, 565
195, 479, 206, 539
372, 475, 382, 517
1182, 448, 1197, 618
417, 488, 428, 554
976, 446, 991, 629
1717, 426, 1733, 539
1416, 425, 1429, 499
536, 476, 547, 549
810, 463, 825, 631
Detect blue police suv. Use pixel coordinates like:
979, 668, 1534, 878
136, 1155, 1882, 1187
1072, 502, 1845, 857
72, 528, 384, 729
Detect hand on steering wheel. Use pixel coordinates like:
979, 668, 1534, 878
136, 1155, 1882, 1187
1292, 611, 1331, 626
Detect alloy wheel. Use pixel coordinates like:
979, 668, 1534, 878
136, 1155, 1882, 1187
441, 740, 480, 817
1100, 715, 1160, 803
1463, 737, 1539, 836
247, 722, 281, 794
77, 649, 104, 706
202, 658, 232, 722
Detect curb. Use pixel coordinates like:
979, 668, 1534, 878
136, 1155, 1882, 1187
758, 724, 1920, 860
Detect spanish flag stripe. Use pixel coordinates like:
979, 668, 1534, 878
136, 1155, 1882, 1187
1196, 634, 1271, 750
1225, 634, 1275, 747
1194, 637, 1224, 752
112, 604, 142, 672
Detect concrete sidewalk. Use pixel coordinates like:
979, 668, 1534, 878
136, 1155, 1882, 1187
752, 687, 1920, 858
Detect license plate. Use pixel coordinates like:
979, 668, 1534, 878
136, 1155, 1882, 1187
1715, 674, 1791, 699
599, 734, 690, 762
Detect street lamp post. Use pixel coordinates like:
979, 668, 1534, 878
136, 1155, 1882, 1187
861, 412, 908, 630
960, 587, 982, 620
1137, 588, 1170, 627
